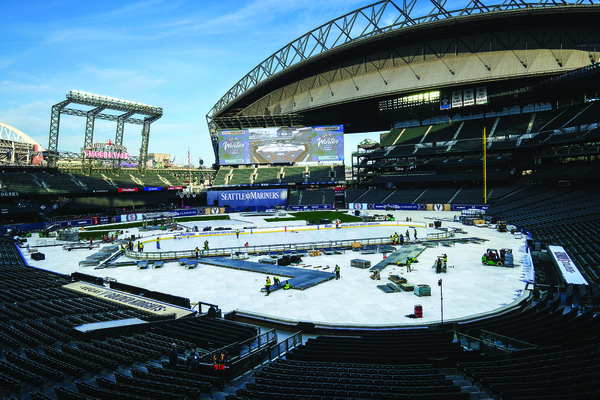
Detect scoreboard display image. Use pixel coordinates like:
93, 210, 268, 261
218, 125, 344, 165
250, 126, 312, 164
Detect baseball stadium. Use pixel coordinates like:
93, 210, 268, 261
1, 1, 600, 399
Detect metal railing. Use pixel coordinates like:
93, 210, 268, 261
222, 331, 303, 379
199, 328, 278, 364
480, 329, 537, 354
123, 236, 397, 260
426, 231, 455, 240
272, 331, 303, 361
458, 330, 537, 354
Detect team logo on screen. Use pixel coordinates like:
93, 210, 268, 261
316, 133, 339, 152
223, 137, 244, 156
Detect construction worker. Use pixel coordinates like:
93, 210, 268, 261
284, 281, 290, 290
265, 276, 272, 295
274, 276, 280, 285
204, 240, 209, 250
406, 257, 412, 273
443, 254, 448, 268
335, 264, 341, 280
213, 350, 227, 389
235, 229, 240, 238
195, 247, 200, 258
213, 351, 226, 371
156, 237, 160, 249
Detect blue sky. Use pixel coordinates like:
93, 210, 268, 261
0, 0, 464, 167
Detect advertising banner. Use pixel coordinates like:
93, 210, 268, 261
426, 204, 451, 211
288, 204, 334, 211
174, 209, 199, 217
348, 203, 368, 210
207, 189, 288, 208
198, 207, 225, 215
548, 245, 588, 285
450, 204, 489, 211
372, 203, 425, 211
143, 187, 162, 191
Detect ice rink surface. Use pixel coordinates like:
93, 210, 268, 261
22, 210, 532, 328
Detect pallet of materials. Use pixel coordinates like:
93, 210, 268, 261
351, 259, 371, 269
414, 284, 431, 297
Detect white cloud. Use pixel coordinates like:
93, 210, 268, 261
0, 81, 52, 94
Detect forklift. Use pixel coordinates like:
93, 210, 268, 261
482, 248, 512, 267
497, 221, 507, 232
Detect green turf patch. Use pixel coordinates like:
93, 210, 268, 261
84, 214, 230, 231
264, 217, 298, 222
288, 211, 362, 223
176, 215, 230, 223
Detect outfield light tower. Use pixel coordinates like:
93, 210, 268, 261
48, 91, 162, 174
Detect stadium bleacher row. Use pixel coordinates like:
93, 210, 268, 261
0, 235, 262, 400
355, 101, 600, 187
227, 290, 600, 400
344, 186, 508, 205
485, 185, 600, 285
213, 165, 345, 186
0, 170, 186, 195
382, 101, 600, 149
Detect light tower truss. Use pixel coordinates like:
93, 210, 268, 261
48, 90, 163, 174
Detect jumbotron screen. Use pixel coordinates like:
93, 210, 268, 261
217, 125, 344, 165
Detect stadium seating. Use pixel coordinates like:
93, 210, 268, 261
228, 167, 255, 185
253, 167, 280, 184
414, 188, 458, 204
307, 165, 333, 182
280, 166, 307, 183
0, 171, 46, 194
425, 121, 459, 142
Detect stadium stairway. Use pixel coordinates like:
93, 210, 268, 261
444, 370, 492, 400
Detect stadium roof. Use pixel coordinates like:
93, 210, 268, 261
0, 121, 43, 148
207, 0, 600, 153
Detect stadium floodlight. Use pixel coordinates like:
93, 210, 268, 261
67, 90, 163, 116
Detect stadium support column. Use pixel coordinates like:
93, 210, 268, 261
47, 99, 72, 168
483, 127, 487, 204
82, 107, 105, 173
139, 116, 159, 174
207, 116, 219, 165
114, 111, 135, 174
